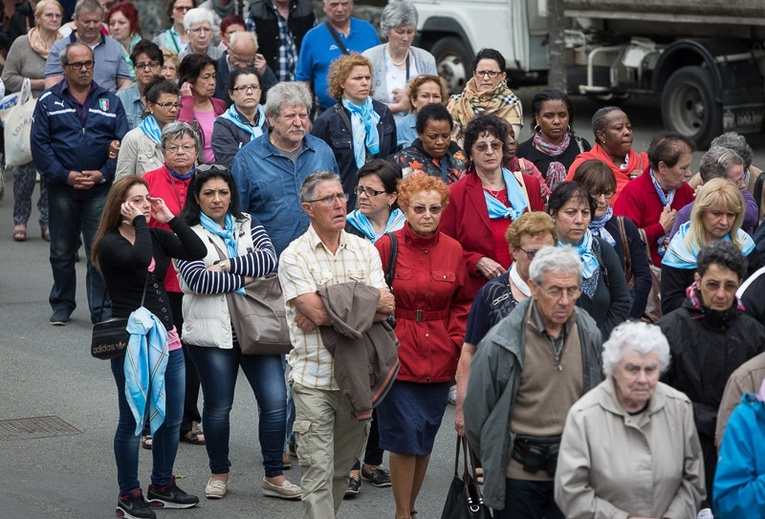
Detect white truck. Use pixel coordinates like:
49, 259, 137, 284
412, 0, 765, 147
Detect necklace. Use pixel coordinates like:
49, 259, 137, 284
387, 44, 409, 66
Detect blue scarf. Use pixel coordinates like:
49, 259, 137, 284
219, 103, 267, 142
167, 164, 195, 181
200, 212, 246, 295
588, 206, 616, 246
342, 96, 380, 169
483, 167, 528, 221
124, 306, 169, 435
649, 168, 675, 255
662, 221, 756, 269
346, 208, 406, 243
139, 114, 163, 145
562, 230, 600, 299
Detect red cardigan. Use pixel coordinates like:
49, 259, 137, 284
375, 223, 472, 383
440, 171, 545, 297
566, 143, 648, 206
613, 169, 694, 266
143, 164, 193, 293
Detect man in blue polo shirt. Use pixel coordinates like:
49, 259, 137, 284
295, 0, 378, 111
44, 0, 131, 92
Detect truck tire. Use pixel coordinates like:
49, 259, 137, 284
430, 36, 471, 95
661, 66, 722, 149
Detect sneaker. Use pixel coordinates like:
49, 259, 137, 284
205, 477, 228, 499
50, 309, 70, 326
262, 477, 301, 500
361, 466, 391, 487
448, 384, 457, 405
147, 477, 199, 509
282, 450, 292, 470
116, 489, 156, 519
344, 475, 361, 498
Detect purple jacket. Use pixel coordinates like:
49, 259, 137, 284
670, 189, 758, 239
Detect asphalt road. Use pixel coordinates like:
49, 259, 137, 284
1, 88, 764, 519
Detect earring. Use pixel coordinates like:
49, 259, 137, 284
150, 111, 154, 115
533, 124, 541, 133
567, 125, 571, 133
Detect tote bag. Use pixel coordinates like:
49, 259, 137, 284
0, 78, 35, 167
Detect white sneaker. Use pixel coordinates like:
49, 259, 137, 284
205, 477, 228, 499
262, 477, 301, 500
448, 384, 457, 405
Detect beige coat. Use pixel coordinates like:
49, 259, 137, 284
554, 377, 705, 519
716, 351, 765, 447
115, 128, 165, 179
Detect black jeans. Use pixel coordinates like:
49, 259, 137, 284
494, 479, 564, 519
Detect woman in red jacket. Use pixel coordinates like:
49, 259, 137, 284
375, 173, 472, 519
441, 115, 545, 297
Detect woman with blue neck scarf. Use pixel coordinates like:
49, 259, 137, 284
117, 78, 181, 179
441, 115, 545, 297
345, 159, 406, 243
211, 67, 268, 168
573, 159, 652, 320
175, 165, 302, 501
548, 181, 629, 339
311, 53, 397, 211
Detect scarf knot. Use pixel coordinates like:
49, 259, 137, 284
563, 231, 600, 299
482, 168, 528, 221
342, 97, 381, 169
588, 206, 616, 246
200, 212, 246, 295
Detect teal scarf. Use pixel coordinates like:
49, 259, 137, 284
219, 103, 267, 142
200, 212, 246, 295
139, 114, 163, 145
346, 208, 406, 243
342, 96, 380, 169
662, 221, 755, 269
483, 167, 528, 221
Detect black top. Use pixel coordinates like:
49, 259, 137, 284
98, 216, 206, 329
516, 134, 591, 184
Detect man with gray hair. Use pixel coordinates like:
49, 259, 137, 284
213, 30, 278, 106
231, 81, 338, 256
278, 171, 395, 518
464, 245, 603, 519
670, 146, 757, 238
45, 0, 131, 92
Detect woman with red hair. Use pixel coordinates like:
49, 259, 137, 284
106, 2, 144, 81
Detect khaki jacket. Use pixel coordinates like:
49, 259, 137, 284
555, 378, 705, 519
716, 352, 765, 447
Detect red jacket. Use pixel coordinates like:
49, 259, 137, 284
440, 171, 545, 297
144, 164, 193, 293
613, 169, 694, 266
376, 223, 472, 383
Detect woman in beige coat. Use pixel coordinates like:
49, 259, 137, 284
554, 321, 706, 519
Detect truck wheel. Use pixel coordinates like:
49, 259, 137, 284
661, 66, 722, 149
430, 37, 471, 95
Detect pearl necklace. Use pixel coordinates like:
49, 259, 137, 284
387, 44, 409, 67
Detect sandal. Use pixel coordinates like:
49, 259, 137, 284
13, 227, 26, 242
41, 228, 50, 242
141, 434, 152, 450
181, 422, 205, 445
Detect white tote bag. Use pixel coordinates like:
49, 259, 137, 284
0, 78, 35, 167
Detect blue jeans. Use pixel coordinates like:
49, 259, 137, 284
47, 181, 109, 322
188, 343, 287, 477
111, 348, 185, 494
494, 479, 564, 519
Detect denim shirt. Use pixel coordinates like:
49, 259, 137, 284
116, 84, 145, 131
231, 132, 339, 256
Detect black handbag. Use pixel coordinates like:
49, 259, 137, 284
440, 436, 493, 519
90, 273, 148, 360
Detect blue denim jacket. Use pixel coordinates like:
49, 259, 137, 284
117, 84, 146, 131
231, 133, 339, 256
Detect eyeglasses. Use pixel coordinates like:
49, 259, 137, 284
354, 186, 387, 197
174, 5, 192, 12
472, 141, 503, 153
306, 193, 348, 206
591, 190, 615, 200
134, 61, 160, 70
165, 144, 196, 153
517, 246, 541, 261
541, 285, 582, 300
412, 205, 443, 215
66, 60, 95, 69
231, 84, 260, 93
155, 101, 182, 109
475, 70, 502, 78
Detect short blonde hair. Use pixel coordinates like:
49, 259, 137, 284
35, 0, 64, 18
505, 212, 557, 249
397, 172, 450, 211
405, 74, 447, 113
328, 53, 373, 101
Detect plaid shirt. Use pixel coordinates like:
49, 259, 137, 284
247, 2, 297, 81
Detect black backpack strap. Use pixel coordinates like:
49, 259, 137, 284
754, 171, 765, 224
384, 232, 398, 289
324, 20, 350, 55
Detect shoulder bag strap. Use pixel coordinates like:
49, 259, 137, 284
616, 216, 633, 283
334, 103, 353, 133
754, 171, 765, 224
95, 271, 149, 322
384, 231, 397, 290
324, 20, 350, 55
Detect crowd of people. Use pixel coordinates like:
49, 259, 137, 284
5, 0, 765, 518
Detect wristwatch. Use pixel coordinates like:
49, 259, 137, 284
220, 261, 228, 272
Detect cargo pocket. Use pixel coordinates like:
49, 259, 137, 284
291, 419, 314, 466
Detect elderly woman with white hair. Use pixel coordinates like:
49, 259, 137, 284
180, 7, 224, 60
362, 0, 437, 118
554, 321, 706, 519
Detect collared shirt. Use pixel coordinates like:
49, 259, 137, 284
61, 79, 97, 127
530, 300, 571, 363
116, 83, 145, 131
278, 224, 386, 390
230, 132, 339, 255
273, 2, 298, 81
46, 32, 130, 93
